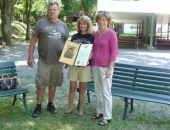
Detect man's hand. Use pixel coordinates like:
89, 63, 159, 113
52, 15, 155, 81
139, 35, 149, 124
64, 64, 69, 69
27, 57, 35, 68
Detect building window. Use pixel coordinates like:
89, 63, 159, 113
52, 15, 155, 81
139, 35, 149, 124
130, 26, 137, 29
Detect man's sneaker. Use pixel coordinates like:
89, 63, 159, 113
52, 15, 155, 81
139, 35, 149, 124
47, 103, 57, 114
32, 107, 42, 118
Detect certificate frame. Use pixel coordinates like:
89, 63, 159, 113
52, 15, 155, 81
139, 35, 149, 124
59, 40, 93, 66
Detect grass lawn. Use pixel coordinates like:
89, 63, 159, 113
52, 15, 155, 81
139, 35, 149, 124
119, 34, 136, 38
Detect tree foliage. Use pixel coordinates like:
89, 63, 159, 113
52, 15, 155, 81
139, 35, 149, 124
61, 0, 97, 23
80, 0, 97, 16
0, 0, 97, 45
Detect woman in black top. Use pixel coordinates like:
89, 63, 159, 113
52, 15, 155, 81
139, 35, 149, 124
65, 15, 94, 116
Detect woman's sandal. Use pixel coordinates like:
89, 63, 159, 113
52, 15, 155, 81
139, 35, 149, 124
99, 119, 111, 126
92, 114, 103, 119
64, 110, 72, 114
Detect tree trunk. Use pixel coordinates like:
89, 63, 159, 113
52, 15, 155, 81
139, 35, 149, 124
0, 1, 4, 9
1, 0, 13, 46
25, 0, 32, 40
10, 0, 15, 22
80, 0, 89, 16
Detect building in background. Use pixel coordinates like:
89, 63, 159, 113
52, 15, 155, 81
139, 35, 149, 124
97, 0, 170, 49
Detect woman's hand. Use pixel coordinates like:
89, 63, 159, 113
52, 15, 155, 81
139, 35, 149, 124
105, 69, 112, 78
82, 61, 89, 68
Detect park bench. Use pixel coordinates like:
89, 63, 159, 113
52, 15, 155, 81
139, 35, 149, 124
153, 39, 170, 49
118, 38, 143, 49
0, 61, 29, 114
77, 63, 170, 120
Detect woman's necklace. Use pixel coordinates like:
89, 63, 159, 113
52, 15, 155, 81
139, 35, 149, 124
99, 28, 109, 37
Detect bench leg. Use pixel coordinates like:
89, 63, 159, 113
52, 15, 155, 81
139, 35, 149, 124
77, 92, 80, 110
23, 93, 29, 114
155, 41, 157, 50
76, 88, 80, 110
87, 90, 91, 103
12, 94, 29, 114
12, 95, 17, 106
123, 97, 129, 120
129, 98, 134, 113
135, 41, 138, 50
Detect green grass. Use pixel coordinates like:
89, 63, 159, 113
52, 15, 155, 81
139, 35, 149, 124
119, 34, 136, 38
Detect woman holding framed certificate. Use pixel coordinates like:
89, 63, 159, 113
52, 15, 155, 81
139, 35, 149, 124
65, 15, 94, 116
91, 11, 118, 126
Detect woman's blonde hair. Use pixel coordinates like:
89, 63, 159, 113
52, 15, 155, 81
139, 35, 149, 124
76, 15, 93, 34
95, 11, 112, 28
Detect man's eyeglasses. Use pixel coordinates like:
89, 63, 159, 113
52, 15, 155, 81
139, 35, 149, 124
98, 11, 109, 14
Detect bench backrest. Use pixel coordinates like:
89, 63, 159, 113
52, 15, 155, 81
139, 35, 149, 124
113, 63, 170, 96
0, 61, 17, 78
118, 38, 141, 42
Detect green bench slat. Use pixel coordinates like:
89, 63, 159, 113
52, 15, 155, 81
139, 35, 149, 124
137, 70, 170, 77
114, 68, 137, 73
113, 81, 168, 90
133, 83, 170, 91
0, 73, 17, 77
0, 66, 16, 69
115, 63, 170, 73
86, 84, 95, 91
136, 74, 170, 82
112, 88, 170, 104
0, 61, 15, 66
0, 88, 29, 97
134, 78, 169, 86
113, 78, 170, 88
113, 75, 136, 81
112, 84, 170, 96
0, 69, 17, 75
114, 71, 136, 77
113, 75, 169, 86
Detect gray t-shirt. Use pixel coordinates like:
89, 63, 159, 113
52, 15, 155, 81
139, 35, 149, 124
33, 18, 69, 64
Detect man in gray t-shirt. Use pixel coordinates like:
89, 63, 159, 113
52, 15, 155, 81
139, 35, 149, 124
27, 2, 69, 118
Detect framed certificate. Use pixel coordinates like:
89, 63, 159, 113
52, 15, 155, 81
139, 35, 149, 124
59, 40, 93, 66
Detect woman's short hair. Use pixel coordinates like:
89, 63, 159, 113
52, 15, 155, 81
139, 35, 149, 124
95, 11, 112, 28
76, 15, 93, 34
